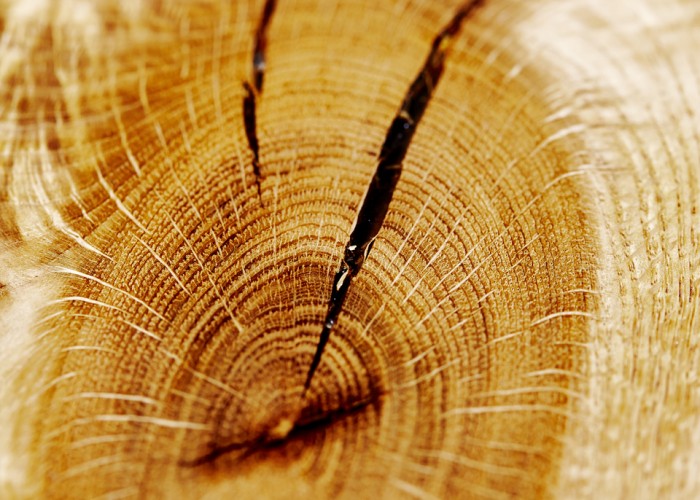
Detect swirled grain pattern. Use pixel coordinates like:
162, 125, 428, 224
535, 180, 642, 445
0, 0, 699, 499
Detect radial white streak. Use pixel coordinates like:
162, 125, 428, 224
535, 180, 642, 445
22, 146, 112, 260
59, 454, 133, 480
24, 372, 78, 406
134, 234, 191, 296
388, 195, 431, 270
61, 346, 119, 355
95, 486, 140, 500
66, 312, 163, 342
416, 449, 528, 479
394, 359, 460, 390
442, 403, 582, 421
61, 392, 161, 406
159, 198, 245, 334
468, 385, 586, 401
52, 267, 168, 324
529, 310, 595, 328
69, 433, 145, 449
95, 162, 150, 234
390, 478, 440, 500
524, 368, 586, 380
157, 347, 259, 410
45, 414, 211, 440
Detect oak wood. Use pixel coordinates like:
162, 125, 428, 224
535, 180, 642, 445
0, 0, 698, 498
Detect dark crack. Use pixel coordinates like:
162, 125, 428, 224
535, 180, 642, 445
242, 0, 278, 200
303, 0, 486, 392
243, 82, 263, 198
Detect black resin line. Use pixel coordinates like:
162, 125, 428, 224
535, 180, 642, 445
243, 0, 278, 199
303, 0, 485, 392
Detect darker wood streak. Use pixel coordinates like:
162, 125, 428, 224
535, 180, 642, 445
180, 394, 377, 468
304, 0, 485, 392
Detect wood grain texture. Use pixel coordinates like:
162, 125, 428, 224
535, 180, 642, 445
0, 0, 698, 498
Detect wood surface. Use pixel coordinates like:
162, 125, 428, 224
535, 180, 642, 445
0, 0, 698, 498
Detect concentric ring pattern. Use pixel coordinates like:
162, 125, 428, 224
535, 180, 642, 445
1, 0, 699, 499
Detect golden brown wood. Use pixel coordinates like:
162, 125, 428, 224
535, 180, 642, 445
0, 0, 698, 498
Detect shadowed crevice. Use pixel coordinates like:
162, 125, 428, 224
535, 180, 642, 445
303, 0, 486, 392
243, 82, 262, 198
252, 0, 277, 91
242, 0, 278, 200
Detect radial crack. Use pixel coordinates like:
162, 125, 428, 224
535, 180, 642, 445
303, 0, 485, 392
243, 82, 262, 197
243, 0, 278, 200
